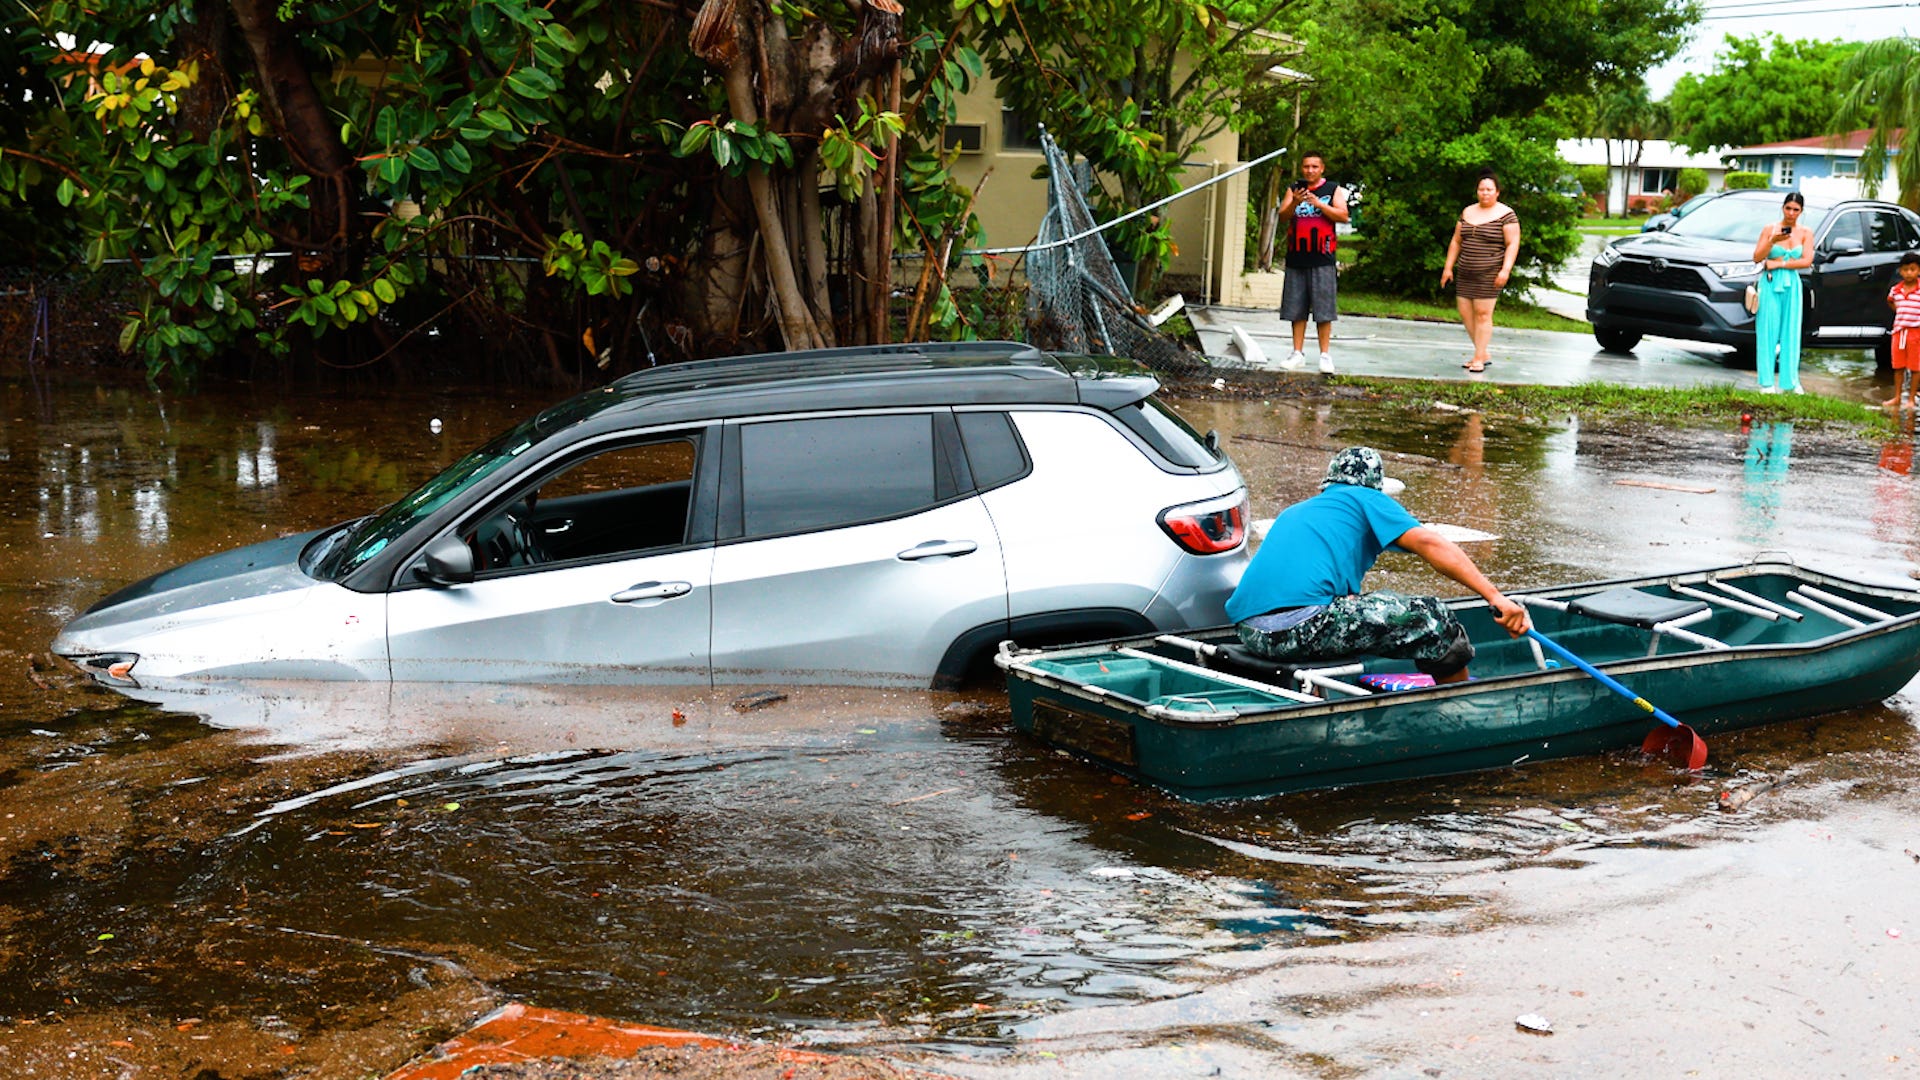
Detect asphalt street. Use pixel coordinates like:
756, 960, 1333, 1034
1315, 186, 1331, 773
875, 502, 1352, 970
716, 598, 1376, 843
1191, 232, 1891, 403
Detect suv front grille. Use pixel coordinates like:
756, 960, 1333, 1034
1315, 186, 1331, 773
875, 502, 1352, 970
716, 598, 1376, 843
1608, 260, 1710, 296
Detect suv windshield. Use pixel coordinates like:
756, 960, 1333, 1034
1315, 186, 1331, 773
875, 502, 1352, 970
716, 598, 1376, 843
1669, 196, 1829, 243
313, 419, 542, 580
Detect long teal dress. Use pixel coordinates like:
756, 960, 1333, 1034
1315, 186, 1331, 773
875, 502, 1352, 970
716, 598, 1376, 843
1755, 244, 1802, 391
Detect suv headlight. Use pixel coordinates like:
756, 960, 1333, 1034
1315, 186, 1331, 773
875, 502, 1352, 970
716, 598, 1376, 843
1710, 261, 1763, 280
1595, 245, 1623, 268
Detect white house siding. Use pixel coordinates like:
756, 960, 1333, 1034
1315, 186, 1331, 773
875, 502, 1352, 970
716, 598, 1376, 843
1557, 139, 1729, 213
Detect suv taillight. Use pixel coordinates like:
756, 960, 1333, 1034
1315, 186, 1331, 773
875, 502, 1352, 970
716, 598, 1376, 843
1158, 491, 1248, 555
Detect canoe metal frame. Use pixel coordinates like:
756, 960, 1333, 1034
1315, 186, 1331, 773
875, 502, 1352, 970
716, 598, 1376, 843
1516, 593, 1729, 662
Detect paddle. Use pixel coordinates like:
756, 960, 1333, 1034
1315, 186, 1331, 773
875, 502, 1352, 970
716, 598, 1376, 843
1524, 629, 1707, 770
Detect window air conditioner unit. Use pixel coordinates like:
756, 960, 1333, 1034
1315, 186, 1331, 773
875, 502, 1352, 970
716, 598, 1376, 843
942, 124, 984, 154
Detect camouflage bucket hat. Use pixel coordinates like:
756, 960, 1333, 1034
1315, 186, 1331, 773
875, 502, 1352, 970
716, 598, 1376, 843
1321, 446, 1406, 495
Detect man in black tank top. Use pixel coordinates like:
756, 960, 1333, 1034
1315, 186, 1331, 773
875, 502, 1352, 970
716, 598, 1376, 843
1277, 152, 1350, 374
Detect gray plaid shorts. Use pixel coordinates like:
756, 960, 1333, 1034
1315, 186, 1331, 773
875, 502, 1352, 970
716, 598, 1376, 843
1279, 263, 1338, 324
1236, 591, 1473, 677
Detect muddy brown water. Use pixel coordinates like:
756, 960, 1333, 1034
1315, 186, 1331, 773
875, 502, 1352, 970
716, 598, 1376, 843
2, 377, 1918, 1078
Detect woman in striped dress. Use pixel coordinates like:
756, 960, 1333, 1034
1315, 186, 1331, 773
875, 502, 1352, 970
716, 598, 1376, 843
1440, 172, 1521, 374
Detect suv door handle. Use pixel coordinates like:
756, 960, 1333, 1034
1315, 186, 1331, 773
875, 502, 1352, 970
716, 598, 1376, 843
897, 540, 978, 561
611, 580, 692, 603
1859, 267, 1876, 278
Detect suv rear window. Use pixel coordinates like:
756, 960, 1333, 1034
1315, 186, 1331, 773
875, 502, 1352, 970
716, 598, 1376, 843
956, 411, 1029, 490
1110, 397, 1221, 469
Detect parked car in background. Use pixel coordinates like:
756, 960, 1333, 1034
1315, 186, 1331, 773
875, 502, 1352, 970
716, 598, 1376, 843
1639, 189, 1732, 232
55, 343, 1250, 689
1588, 189, 1920, 366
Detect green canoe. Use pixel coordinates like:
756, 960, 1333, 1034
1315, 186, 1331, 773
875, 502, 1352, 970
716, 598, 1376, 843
996, 562, 1920, 800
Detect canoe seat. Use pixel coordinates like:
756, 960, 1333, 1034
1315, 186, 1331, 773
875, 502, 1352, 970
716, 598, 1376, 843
1567, 587, 1709, 629
1210, 644, 1350, 683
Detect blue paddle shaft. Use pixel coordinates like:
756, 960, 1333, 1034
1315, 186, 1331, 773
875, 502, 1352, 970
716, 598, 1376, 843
1526, 629, 1684, 730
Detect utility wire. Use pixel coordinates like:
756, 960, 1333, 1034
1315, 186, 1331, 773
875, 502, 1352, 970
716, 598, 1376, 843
1701, 1, 1919, 17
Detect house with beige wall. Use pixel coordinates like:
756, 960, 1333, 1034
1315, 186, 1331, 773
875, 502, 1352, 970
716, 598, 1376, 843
939, 56, 1299, 308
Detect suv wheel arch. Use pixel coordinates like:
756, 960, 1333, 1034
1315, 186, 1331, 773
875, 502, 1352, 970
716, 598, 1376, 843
933, 608, 1158, 690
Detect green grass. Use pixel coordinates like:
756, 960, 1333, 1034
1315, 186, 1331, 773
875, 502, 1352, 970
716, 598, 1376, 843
1579, 214, 1643, 226
1337, 288, 1587, 333
1328, 377, 1893, 433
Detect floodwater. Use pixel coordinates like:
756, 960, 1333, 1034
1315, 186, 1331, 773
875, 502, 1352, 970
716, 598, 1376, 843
2, 378, 1918, 1078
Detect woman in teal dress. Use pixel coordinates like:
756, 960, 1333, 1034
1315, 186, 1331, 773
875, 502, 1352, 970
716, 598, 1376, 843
1749, 192, 1815, 393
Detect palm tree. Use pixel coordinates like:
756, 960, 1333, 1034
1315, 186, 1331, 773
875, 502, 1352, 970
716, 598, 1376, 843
1834, 38, 1920, 208
1594, 85, 1667, 216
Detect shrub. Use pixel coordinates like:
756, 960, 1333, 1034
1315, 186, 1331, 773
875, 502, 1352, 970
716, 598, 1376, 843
1726, 171, 1770, 190
1576, 164, 1610, 207
1676, 167, 1708, 198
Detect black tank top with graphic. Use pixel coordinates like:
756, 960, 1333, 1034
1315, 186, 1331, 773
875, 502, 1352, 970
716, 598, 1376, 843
1285, 180, 1339, 269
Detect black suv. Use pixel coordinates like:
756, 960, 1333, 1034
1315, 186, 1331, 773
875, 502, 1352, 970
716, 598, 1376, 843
1587, 189, 1920, 366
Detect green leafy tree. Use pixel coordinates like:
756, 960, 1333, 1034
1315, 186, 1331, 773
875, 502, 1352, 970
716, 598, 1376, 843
0, 0, 995, 378
963, 0, 1304, 283
1666, 34, 1862, 153
1292, 0, 1697, 296
1834, 37, 1920, 208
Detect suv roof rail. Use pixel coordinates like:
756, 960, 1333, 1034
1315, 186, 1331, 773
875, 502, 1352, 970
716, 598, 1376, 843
607, 340, 1060, 392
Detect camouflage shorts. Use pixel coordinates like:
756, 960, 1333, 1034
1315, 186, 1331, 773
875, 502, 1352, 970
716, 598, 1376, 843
1235, 591, 1474, 677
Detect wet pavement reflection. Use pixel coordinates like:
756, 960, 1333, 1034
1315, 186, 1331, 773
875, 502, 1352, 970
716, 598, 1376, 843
2, 378, 1918, 1077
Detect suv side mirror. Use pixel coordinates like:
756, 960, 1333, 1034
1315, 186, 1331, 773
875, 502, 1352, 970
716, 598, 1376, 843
412, 534, 475, 587
1820, 237, 1866, 262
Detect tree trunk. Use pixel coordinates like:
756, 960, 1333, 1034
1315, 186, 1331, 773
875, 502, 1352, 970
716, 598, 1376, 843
225, 0, 358, 250
175, 0, 231, 143
870, 61, 901, 343
719, 59, 826, 351
685, 183, 755, 348
795, 149, 833, 335
1255, 164, 1283, 272
1602, 138, 1614, 216
1627, 141, 1645, 216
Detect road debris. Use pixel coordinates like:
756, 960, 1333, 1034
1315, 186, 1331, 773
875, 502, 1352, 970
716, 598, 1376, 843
1717, 776, 1789, 812
1613, 478, 1716, 494
731, 690, 788, 712
1514, 1013, 1553, 1036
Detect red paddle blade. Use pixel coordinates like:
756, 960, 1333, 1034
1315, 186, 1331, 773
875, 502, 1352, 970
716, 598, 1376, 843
1642, 724, 1708, 770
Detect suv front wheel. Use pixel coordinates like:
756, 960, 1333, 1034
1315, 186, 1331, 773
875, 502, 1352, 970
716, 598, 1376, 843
1594, 327, 1641, 354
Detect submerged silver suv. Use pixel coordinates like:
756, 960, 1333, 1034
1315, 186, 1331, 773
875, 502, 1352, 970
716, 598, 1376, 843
55, 342, 1250, 688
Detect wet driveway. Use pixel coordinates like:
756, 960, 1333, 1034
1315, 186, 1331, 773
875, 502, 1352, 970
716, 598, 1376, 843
1, 378, 1917, 1077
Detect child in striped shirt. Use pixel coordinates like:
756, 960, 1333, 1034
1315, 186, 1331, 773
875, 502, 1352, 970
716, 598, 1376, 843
1887, 253, 1920, 409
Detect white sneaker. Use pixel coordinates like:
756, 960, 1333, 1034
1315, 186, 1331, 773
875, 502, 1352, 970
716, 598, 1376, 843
1281, 350, 1306, 371
1318, 352, 1335, 374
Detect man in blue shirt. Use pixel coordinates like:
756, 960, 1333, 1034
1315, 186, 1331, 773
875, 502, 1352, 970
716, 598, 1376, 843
1227, 447, 1529, 684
